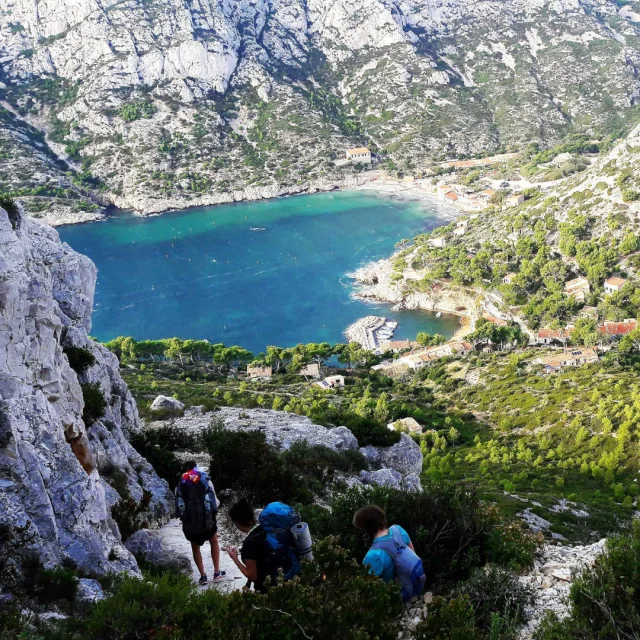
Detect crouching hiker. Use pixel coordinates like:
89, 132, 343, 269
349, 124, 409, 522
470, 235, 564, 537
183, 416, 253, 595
175, 461, 226, 585
227, 500, 309, 593
353, 504, 426, 602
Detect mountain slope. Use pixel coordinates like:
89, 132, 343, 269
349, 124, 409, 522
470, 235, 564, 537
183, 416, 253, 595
2, 0, 640, 220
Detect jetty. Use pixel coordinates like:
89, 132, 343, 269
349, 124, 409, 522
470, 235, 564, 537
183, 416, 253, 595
346, 316, 398, 352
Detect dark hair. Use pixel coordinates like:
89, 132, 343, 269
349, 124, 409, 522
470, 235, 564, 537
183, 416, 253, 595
183, 460, 197, 472
229, 499, 255, 526
353, 505, 387, 537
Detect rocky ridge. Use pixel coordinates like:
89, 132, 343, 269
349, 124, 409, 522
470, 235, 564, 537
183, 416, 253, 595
149, 405, 424, 492
2, 0, 640, 221
0, 205, 171, 582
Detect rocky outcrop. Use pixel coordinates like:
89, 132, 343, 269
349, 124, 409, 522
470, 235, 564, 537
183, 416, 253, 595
0, 206, 172, 582
150, 406, 422, 489
518, 539, 606, 638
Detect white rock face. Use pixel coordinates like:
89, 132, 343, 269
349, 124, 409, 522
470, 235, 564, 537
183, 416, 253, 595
0, 206, 172, 579
1, 0, 639, 221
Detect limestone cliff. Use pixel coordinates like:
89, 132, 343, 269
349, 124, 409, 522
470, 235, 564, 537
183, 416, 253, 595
1, 0, 640, 222
0, 205, 171, 579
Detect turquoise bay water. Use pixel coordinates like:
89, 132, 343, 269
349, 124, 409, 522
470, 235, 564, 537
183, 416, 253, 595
59, 191, 459, 355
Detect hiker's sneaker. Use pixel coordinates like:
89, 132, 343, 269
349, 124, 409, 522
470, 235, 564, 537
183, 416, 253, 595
198, 575, 208, 585
212, 571, 226, 581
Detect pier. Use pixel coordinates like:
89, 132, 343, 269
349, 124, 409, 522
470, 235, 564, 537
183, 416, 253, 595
345, 316, 397, 352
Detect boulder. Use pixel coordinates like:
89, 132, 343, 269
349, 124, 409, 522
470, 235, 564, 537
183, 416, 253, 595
368, 435, 423, 477
402, 474, 422, 493
76, 578, 105, 604
359, 445, 382, 466
360, 468, 402, 489
150, 395, 185, 413
124, 529, 192, 575
328, 426, 359, 451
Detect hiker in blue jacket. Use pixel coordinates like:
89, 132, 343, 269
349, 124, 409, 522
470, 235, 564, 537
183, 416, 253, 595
353, 504, 426, 601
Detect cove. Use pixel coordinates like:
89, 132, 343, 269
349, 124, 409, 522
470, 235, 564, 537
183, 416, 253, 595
59, 191, 460, 355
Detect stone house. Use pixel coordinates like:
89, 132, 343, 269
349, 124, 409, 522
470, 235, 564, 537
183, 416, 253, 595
564, 276, 590, 302
604, 276, 627, 295
246, 365, 273, 380
346, 147, 371, 164
503, 272, 517, 285
506, 194, 525, 207
388, 417, 423, 434
534, 348, 599, 372
299, 362, 321, 378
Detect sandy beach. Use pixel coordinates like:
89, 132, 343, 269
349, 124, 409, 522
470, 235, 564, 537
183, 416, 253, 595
352, 178, 461, 220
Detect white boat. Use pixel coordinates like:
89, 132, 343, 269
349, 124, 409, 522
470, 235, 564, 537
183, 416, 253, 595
250, 227, 266, 231
436, 312, 442, 318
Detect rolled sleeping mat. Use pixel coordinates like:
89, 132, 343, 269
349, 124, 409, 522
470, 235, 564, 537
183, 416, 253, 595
291, 522, 313, 561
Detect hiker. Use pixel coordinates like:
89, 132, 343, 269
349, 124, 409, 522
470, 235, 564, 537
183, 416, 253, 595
353, 504, 426, 602
227, 499, 303, 593
175, 461, 226, 585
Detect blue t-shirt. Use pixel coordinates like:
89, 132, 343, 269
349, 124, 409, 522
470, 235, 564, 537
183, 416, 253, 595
362, 525, 412, 582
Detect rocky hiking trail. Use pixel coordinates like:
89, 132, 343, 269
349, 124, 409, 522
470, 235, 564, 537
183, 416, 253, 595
158, 518, 246, 593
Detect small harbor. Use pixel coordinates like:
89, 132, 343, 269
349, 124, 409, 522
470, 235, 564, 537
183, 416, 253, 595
345, 316, 398, 353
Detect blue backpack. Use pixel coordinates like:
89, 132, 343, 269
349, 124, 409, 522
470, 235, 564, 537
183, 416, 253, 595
371, 527, 426, 602
258, 502, 301, 582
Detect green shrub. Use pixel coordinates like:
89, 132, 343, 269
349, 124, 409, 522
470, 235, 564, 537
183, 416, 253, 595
0, 194, 20, 230
129, 426, 198, 486
201, 425, 365, 505
85, 538, 403, 639
110, 490, 152, 541
80, 383, 107, 426
415, 595, 480, 639
64, 346, 96, 375
26, 566, 78, 605
457, 565, 534, 635
304, 484, 536, 590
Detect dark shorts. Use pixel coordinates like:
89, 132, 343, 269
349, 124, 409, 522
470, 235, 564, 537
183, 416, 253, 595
182, 520, 218, 546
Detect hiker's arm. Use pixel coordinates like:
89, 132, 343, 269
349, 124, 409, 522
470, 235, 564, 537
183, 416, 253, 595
227, 547, 258, 582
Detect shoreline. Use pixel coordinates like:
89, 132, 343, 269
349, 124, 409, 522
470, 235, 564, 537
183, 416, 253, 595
44, 173, 460, 228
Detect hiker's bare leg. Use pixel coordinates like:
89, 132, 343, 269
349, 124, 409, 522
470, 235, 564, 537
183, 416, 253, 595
191, 543, 205, 577
210, 533, 221, 574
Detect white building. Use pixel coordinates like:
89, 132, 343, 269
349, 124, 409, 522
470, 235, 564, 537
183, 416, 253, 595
345, 147, 371, 164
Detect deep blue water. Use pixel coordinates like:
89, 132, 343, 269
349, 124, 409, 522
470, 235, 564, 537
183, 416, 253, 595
59, 191, 459, 355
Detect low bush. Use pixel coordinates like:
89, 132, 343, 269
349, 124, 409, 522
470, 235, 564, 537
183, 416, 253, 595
415, 595, 480, 640
64, 346, 96, 375
84, 538, 403, 639
302, 484, 537, 590
110, 490, 152, 541
457, 565, 534, 636
0, 194, 20, 230
80, 383, 107, 426
129, 426, 198, 486
202, 425, 365, 506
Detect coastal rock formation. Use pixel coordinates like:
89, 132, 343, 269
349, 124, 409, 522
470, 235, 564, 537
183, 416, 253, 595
150, 406, 422, 488
0, 205, 171, 581
2, 0, 640, 220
